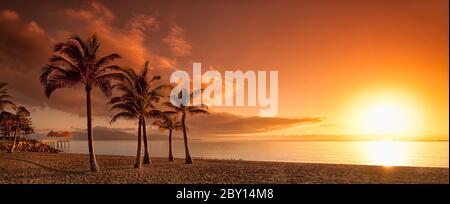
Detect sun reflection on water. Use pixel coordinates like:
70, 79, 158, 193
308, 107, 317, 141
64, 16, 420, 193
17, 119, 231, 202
365, 140, 411, 167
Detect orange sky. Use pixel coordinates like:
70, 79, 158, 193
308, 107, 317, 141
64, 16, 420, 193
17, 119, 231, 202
0, 0, 448, 139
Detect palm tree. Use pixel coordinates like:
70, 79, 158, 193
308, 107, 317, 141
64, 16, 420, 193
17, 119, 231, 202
0, 111, 14, 140
163, 91, 209, 164
8, 106, 30, 153
110, 99, 144, 168
1, 83, 16, 141
153, 111, 182, 161
39, 35, 122, 172
109, 62, 166, 167
0, 83, 15, 113
21, 118, 34, 139
22, 125, 34, 139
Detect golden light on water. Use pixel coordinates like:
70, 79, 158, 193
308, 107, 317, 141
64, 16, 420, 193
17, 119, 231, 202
365, 140, 410, 167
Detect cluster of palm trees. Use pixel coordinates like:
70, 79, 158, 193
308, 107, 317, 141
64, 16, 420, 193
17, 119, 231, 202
0, 83, 34, 152
39, 35, 209, 172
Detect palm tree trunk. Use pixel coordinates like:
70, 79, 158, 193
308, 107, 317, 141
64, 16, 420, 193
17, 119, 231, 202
8, 119, 19, 153
182, 114, 192, 164
86, 87, 100, 172
7, 126, 11, 141
169, 129, 174, 161
134, 118, 143, 168
142, 118, 151, 164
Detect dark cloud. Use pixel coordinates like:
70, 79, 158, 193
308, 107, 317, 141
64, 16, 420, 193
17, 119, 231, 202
0, 9, 113, 117
0, 10, 51, 107
0, 2, 188, 118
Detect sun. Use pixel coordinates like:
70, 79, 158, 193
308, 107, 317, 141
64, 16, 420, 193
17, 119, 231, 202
362, 103, 409, 135
346, 91, 423, 137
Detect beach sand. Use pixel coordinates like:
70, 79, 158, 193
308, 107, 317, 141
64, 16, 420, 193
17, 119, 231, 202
0, 152, 448, 184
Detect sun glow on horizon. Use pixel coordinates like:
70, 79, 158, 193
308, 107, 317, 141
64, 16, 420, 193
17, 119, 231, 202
346, 90, 423, 138
362, 103, 409, 135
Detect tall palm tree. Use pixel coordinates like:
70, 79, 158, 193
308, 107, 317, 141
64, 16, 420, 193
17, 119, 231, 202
153, 111, 182, 161
40, 35, 122, 172
109, 62, 166, 167
8, 106, 30, 153
0, 83, 15, 113
163, 91, 209, 164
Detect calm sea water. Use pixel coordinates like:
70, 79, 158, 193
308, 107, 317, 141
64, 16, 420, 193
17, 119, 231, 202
65, 140, 449, 168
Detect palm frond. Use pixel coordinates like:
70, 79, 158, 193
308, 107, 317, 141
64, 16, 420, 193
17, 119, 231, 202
108, 95, 133, 105
140, 61, 149, 78
162, 101, 180, 111
69, 35, 87, 52
110, 112, 136, 123
44, 75, 82, 97
110, 103, 139, 114
86, 35, 100, 57
96, 73, 126, 82
48, 55, 78, 71
0, 100, 15, 108
186, 104, 209, 112
0, 82, 8, 90
53, 42, 64, 52
96, 65, 122, 75
188, 109, 209, 115
40, 64, 81, 85
95, 78, 113, 97
144, 109, 163, 119
0, 94, 13, 100
152, 120, 169, 129
96, 53, 121, 68
58, 42, 84, 67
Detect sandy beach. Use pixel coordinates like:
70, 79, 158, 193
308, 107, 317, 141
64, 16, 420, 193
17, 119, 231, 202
0, 152, 448, 184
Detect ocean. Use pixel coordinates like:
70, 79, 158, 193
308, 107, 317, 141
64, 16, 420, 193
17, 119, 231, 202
65, 140, 449, 168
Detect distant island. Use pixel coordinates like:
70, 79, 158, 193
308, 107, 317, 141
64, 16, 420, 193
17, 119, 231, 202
36, 126, 183, 141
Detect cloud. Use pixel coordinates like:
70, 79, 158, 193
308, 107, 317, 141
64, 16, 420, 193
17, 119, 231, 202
0, 2, 308, 137
162, 24, 192, 57
0, 10, 19, 21
57, 1, 184, 98
62, 1, 114, 23
60, 1, 160, 68
0, 9, 115, 117
0, 10, 52, 108
0, 2, 190, 119
185, 112, 324, 135
34, 113, 324, 138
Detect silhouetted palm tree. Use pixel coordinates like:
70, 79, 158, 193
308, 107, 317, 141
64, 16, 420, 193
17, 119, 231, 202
0, 83, 15, 113
8, 106, 30, 153
40, 35, 122, 172
153, 111, 182, 161
163, 92, 208, 164
110, 98, 145, 168
109, 62, 166, 167
0, 111, 14, 140
0, 83, 15, 141
22, 125, 34, 139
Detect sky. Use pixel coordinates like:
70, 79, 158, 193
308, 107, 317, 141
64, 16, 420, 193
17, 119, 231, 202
0, 0, 448, 140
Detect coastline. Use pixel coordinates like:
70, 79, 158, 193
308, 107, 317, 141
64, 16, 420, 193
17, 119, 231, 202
0, 152, 448, 184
